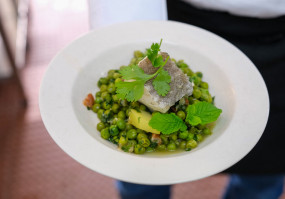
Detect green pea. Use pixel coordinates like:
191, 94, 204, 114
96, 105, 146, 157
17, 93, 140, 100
200, 89, 212, 103
200, 82, 209, 89
138, 137, 150, 147
196, 71, 203, 78
121, 140, 136, 153
187, 132, 195, 141
175, 139, 181, 146
179, 131, 189, 139
160, 135, 169, 145
126, 109, 132, 117
127, 129, 137, 139
136, 129, 145, 134
186, 139, 197, 149
193, 89, 202, 99
137, 133, 147, 140
134, 50, 144, 58
146, 147, 154, 152
102, 102, 111, 110
111, 117, 118, 125
97, 109, 104, 118
92, 103, 101, 113
189, 126, 198, 133
118, 111, 126, 120
177, 61, 188, 68
95, 91, 101, 97
129, 58, 137, 65
120, 99, 128, 107
111, 103, 120, 113
101, 128, 110, 140
117, 119, 126, 130
169, 133, 178, 141
107, 70, 115, 78
203, 128, 212, 135
179, 141, 186, 149
95, 97, 103, 104
193, 99, 201, 104
119, 131, 127, 137
119, 136, 128, 146
125, 123, 133, 131
110, 125, 119, 136
101, 92, 109, 99
177, 111, 186, 120
99, 77, 108, 85
100, 84, 108, 92
115, 78, 122, 84
130, 101, 139, 108
184, 68, 194, 76
188, 97, 195, 104
197, 124, 205, 130
167, 141, 177, 151
179, 98, 186, 106
157, 144, 166, 151
134, 144, 145, 154
120, 65, 127, 70
97, 122, 105, 131
105, 95, 112, 103
104, 122, 110, 128
196, 134, 203, 142
113, 72, 121, 79
112, 94, 119, 102
107, 83, 116, 93
139, 104, 146, 111
191, 76, 201, 86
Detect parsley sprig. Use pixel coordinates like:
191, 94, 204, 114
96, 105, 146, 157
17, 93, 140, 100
115, 40, 171, 102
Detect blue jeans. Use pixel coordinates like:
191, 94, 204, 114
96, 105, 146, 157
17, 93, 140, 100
223, 174, 284, 199
116, 175, 284, 199
115, 181, 171, 199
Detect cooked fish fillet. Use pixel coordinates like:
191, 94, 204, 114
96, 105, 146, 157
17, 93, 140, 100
138, 52, 193, 113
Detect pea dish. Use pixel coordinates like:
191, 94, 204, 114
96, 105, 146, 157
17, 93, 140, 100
83, 40, 222, 155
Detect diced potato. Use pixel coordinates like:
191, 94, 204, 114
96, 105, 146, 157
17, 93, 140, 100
128, 109, 160, 134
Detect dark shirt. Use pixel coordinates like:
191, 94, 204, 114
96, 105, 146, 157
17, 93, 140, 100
167, 0, 285, 174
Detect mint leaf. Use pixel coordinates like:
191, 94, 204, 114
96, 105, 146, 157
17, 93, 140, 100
152, 69, 171, 96
186, 101, 222, 126
187, 115, 201, 126
149, 113, 187, 135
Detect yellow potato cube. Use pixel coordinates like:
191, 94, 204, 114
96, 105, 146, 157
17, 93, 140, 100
128, 109, 160, 134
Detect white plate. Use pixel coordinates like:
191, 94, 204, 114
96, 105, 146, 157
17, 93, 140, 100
39, 21, 269, 185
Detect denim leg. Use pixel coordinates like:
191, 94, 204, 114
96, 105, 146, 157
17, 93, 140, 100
223, 174, 284, 199
115, 180, 171, 199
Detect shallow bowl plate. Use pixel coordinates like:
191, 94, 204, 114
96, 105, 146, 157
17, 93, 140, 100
39, 21, 269, 185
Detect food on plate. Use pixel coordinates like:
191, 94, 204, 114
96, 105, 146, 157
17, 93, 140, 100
83, 40, 222, 154
138, 52, 193, 113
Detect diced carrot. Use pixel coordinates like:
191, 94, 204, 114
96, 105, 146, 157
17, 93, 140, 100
83, 93, 94, 108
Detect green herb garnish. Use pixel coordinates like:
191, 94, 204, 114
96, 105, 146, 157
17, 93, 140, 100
148, 112, 187, 135
148, 101, 222, 135
152, 69, 171, 96
115, 40, 171, 102
185, 101, 222, 126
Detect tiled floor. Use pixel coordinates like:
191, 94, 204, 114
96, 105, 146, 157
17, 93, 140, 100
0, 0, 284, 199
